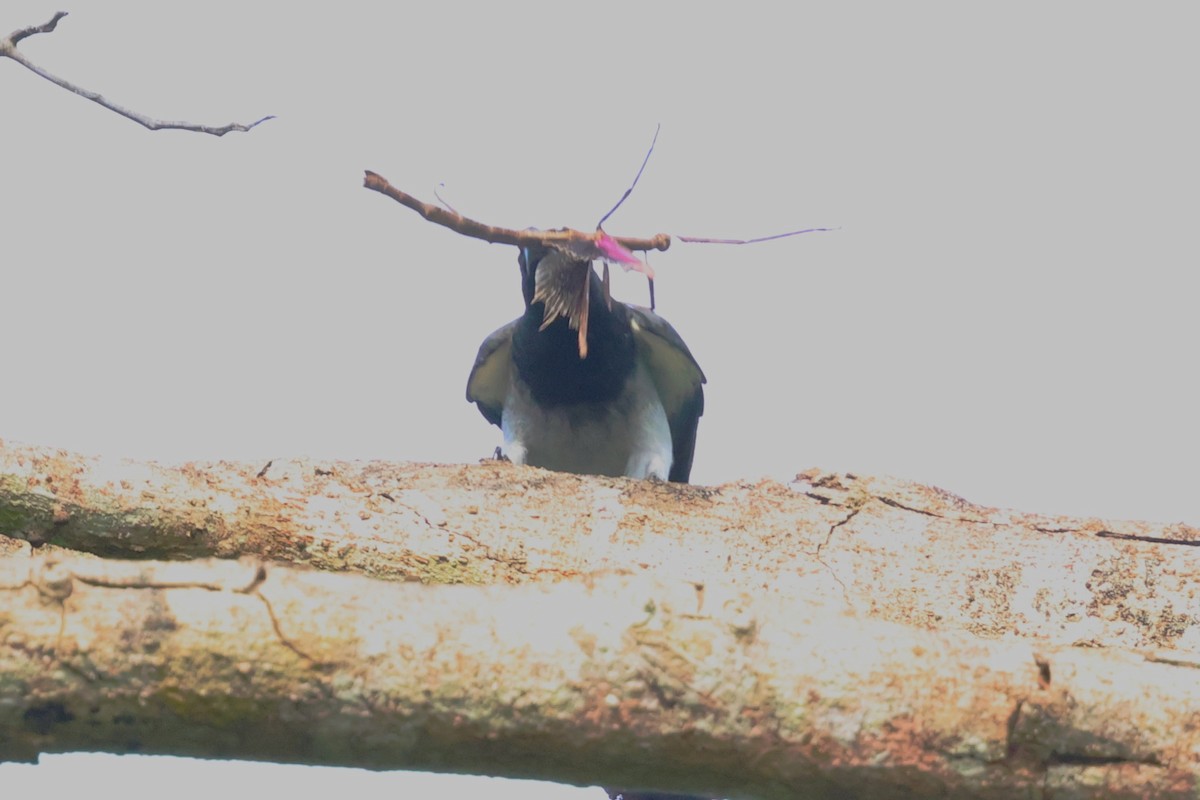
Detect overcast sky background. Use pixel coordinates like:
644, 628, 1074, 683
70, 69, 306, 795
2, 2, 1196, 797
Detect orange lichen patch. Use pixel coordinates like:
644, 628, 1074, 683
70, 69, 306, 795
855, 714, 966, 772
30, 452, 90, 506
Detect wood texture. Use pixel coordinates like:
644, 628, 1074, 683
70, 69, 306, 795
3, 440, 1199, 797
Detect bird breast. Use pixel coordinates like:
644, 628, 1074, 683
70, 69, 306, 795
500, 359, 673, 480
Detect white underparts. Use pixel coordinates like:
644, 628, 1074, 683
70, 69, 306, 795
500, 360, 673, 480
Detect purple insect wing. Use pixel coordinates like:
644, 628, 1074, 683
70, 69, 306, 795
546, 232, 655, 280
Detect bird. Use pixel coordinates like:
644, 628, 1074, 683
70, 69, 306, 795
468, 242, 710, 799
467, 242, 705, 483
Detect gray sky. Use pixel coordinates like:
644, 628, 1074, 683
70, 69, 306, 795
3, 1, 1196, 796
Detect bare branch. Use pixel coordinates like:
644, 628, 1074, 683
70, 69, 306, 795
677, 226, 838, 244
363, 170, 672, 253
364, 171, 837, 271
1, 12, 272, 136
5, 10, 67, 46
597, 123, 660, 229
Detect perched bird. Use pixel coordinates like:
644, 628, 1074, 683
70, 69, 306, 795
468, 242, 709, 800
467, 243, 705, 482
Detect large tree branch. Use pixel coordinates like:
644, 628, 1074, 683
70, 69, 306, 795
2, 441, 1197, 654
4, 441, 1200, 796
1, 12, 272, 136
1, 553, 1196, 798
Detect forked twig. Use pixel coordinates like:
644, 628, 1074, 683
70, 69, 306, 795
433, 183, 460, 215
364, 170, 834, 260
597, 124, 660, 229
363, 171, 672, 254
6, 10, 67, 44
365, 165, 833, 358
1, 11, 273, 136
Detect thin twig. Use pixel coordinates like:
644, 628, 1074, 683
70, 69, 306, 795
364, 170, 672, 253
434, 183, 459, 215
1, 12, 273, 136
597, 124, 661, 230
6, 10, 67, 46
677, 227, 837, 244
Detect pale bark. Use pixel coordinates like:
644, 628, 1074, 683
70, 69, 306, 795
1, 553, 1197, 798
2, 440, 1200, 797
3, 441, 1197, 650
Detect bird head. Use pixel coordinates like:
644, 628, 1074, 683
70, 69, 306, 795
518, 232, 653, 358
519, 245, 596, 333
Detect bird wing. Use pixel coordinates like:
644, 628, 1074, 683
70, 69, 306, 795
627, 305, 706, 483
465, 318, 518, 428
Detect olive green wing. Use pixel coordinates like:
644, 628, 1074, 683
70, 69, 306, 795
628, 306, 706, 483
466, 319, 518, 428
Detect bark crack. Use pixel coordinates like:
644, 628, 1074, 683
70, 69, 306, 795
1005, 698, 1025, 759
811, 507, 858, 603
1095, 530, 1200, 547
1143, 653, 1200, 670
875, 495, 993, 526
1005, 655, 1165, 772
1034, 653, 1051, 689
253, 589, 325, 666
67, 564, 266, 594
1047, 751, 1163, 767
14, 560, 321, 666
821, 507, 861, 548
374, 495, 502, 570
876, 496, 943, 518
447, 527, 526, 572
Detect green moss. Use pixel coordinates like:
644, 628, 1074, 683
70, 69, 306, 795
0, 475, 42, 535
0, 504, 31, 535
158, 687, 267, 730
419, 557, 486, 585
